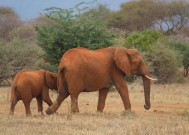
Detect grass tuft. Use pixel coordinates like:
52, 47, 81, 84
120, 110, 136, 117
178, 110, 189, 119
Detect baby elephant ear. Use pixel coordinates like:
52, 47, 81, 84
114, 48, 131, 76
45, 71, 57, 89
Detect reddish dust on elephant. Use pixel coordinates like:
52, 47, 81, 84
46, 47, 156, 115
9, 69, 57, 116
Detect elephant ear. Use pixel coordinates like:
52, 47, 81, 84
114, 48, 131, 76
45, 71, 57, 90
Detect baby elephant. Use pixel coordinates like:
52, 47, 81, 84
9, 69, 57, 116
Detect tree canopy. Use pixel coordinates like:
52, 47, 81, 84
36, 4, 115, 71
110, 0, 189, 34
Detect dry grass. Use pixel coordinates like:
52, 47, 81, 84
0, 80, 189, 135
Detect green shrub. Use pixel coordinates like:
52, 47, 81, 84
183, 49, 189, 68
169, 40, 189, 69
144, 45, 182, 83
36, 5, 115, 70
169, 40, 188, 52
124, 30, 164, 51
36, 61, 57, 73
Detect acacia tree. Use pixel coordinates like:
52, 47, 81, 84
80, 4, 112, 24
110, 0, 189, 34
110, 0, 156, 32
154, 0, 189, 34
110, 0, 160, 32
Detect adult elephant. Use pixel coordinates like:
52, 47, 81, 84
9, 69, 57, 116
46, 47, 156, 115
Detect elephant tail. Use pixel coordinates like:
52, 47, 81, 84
10, 85, 17, 104
57, 67, 68, 95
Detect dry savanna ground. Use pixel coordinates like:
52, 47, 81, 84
0, 79, 189, 135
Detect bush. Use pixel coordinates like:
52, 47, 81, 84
144, 45, 182, 83
124, 30, 182, 83
169, 40, 189, 69
36, 5, 115, 71
0, 38, 39, 84
183, 50, 189, 68
9, 24, 36, 42
36, 61, 57, 73
124, 30, 164, 51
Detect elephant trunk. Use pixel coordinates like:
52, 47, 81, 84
142, 75, 151, 110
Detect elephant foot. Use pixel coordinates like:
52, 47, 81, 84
144, 104, 151, 110
26, 113, 32, 117
97, 110, 103, 113
38, 111, 44, 115
71, 108, 79, 114
71, 110, 79, 114
125, 108, 131, 111
46, 107, 55, 115
9, 112, 14, 116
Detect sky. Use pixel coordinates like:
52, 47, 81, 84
0, 0, 130, 21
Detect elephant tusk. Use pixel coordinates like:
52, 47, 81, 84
144, 75, 158, 81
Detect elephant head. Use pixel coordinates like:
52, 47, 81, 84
45, 71, 58, 90
114, 48, 156, 110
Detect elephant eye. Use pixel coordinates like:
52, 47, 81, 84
130, 54, 136, 59
137, 61, 142, 66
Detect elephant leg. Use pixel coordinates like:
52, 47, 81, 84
42, 88, 53, 106
97, 88, 109, 112
112, 74, 131, 110
43, 96, 53, 106
36, 96, 43, 115
46, 91, 69, 115
23, 98, 32, 117
70, 93, 79, 113
9, 98, 18, 115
